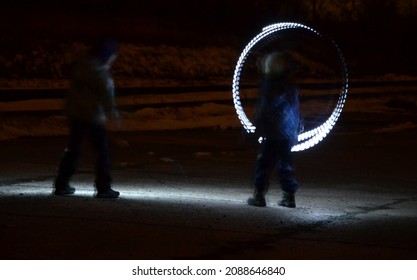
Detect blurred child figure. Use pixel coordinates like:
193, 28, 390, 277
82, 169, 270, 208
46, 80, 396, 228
53, 38, 120, 198
247, 52, 300, 208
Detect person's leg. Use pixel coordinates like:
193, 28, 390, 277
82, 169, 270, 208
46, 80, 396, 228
276, 139, 298, 207
248, 140, 278, 207
54, 121, 86, 195
89, 124, 119, 198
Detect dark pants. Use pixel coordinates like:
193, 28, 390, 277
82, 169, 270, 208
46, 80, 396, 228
253, 138, 298, 195
55, 120, 112, 191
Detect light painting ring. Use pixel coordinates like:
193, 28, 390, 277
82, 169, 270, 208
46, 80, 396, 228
232, 22, 348, 152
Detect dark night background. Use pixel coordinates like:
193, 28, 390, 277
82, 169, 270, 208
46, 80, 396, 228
1, 0, 417, 79
1, 1, 417, 262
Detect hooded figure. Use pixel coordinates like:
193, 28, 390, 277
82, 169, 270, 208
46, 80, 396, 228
248, 51, 300, 208
54, 38, 120, 198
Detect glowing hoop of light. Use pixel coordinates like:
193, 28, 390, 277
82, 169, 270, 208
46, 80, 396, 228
232, 22, 348, 152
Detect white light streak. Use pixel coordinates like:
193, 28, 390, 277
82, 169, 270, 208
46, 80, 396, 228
232, 22, 348, 151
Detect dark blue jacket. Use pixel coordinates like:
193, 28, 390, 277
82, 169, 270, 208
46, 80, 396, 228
255, 78, 300, 145
65, 55, 117, 124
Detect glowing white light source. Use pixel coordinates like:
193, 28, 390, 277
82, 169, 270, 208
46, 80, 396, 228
232, 22, 348, 151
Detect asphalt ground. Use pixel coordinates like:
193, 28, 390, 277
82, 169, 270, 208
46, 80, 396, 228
0, 111, 416, 260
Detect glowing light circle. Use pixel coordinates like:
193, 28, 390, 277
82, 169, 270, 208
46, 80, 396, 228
232, 22, 348, 152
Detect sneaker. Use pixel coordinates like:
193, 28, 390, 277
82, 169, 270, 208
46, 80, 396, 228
247, 193, 266, 207
96, 189, 120, 198
278, 192, 296, 208
54, 186, 75, 195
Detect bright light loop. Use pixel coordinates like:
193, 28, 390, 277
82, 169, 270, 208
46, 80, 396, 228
232, 22, 348, 152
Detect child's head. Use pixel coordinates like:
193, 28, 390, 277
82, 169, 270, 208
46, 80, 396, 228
261, 52, 288, 76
